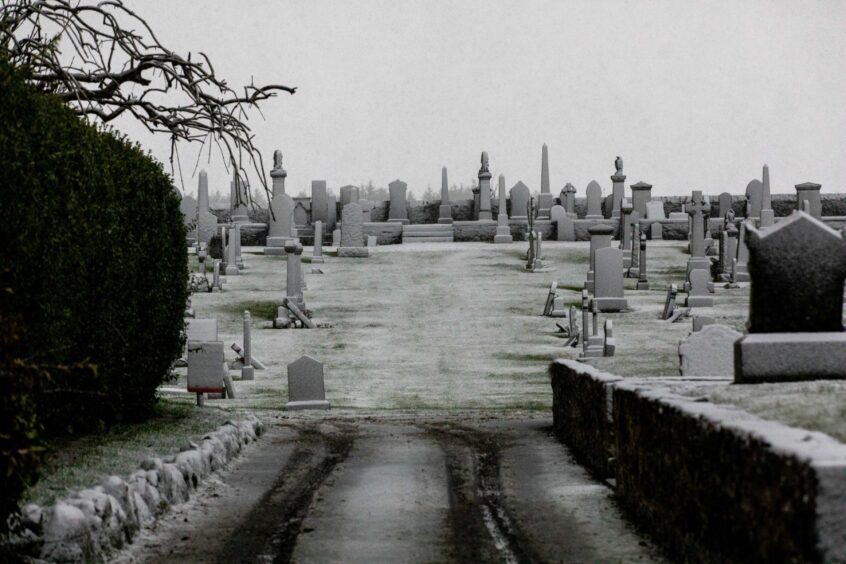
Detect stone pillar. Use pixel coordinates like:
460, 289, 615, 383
477, 151, 493, 221
225, 226, 240, 276
760, 164, 774, 227
687, 191, 710, 274
230, 161, 250, 223
311, 180, 328, 224
636, 233, 649, 290
611, 156, 626, 218
438, 166, 453, 224
537, 143, 553, 219
388, 179, 409, 224
312, 220, 324, 263
212, 260, 222, 291
242, 311, 254, 381
494, 174, 513, 243
795, 182, 822, 219
630, 181, 653, 219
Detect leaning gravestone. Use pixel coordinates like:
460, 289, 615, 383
509, 181, 530, 223
285, 355, 330, 410
593, 247, 628, 312
338, 202, 369, 257
679, 324, 742, 376
585, 181, 603, 219
735, 212, 846, 383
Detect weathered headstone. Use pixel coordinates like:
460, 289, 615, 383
477, 152, 493, 221
550, 205, 573, 241
438, 167, 453, 224
585, 181, 603, 220
685, 269, 714, 308
662, 284, 678, 320
212, 260, 222, 292
745, 179, 763, 219
630, 181, 652, 218
388, 179, 409, 224
586, 223, 614, 293
560, 183, 577, 216
285, 355, 330, 410
509, 182, 530, 223
494, 174, 513, 243
795, 182, 822, 219
679, 324, 741, 376
266, 193, 296, 255
537, 143, 552, 219
339, 185, 360, 208
338, 202, 369, 257
332, 229, 341, 247
593, 247, 628, 312
241, 311, 254, 381
293, 201, 309, 229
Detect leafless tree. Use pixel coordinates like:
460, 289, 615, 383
0, 0, 296, 206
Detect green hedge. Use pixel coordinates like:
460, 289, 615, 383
0, 58, 188, 527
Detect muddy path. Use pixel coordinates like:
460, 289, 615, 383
118, 415, 664, 563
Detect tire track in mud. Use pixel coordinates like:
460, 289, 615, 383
424, 424, 541, 564
214, 424, 356, 564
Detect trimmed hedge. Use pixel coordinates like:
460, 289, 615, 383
0, 58, 187, 527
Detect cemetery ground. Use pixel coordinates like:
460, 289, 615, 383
26, 240, 846, 562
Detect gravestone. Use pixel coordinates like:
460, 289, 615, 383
212, 260, 222, 292
338, 202, 369, 257
662, 284, 678, 320
593, 247, 628, 312
537, 143, 552, 219
388, 179, 409, 224
284, 241, 305, 309
795, 182, 822, 219
718, 192, 733, 218
358, 199, 374, 223
494, 174, 513, 243
687, 191, 711, 274
312, 220, 324, 263
692, 316, 716, 332
720, 224, 738, 280
630, 181, 652, 218
509, 182, 530, 223
187, 318, 218, 342
266, 193, 296, 255
230, 163, 250, 223
196, 170, 218, 245
586, 224, 614, 292
477, 152, 493, 221
734, 221, 751, 282
225, 226, 240, 276
332, 229, 341, 247
610, 156, 626, 218
560, 183, 577, 216
603, 320, 616, 357
241, 311, 254, 381
326, 195, 338, 233
339, 185, 360, 208
645, 200, 665, 240
745, 179, 763, 219
620, 208, 639, 268
293, 201, 309, 228
438, 167, 453, 224
286, 355, 330, 410
311, 180, 328, 224
550, 205, 573, 241
585, 181, 603, 219
685, 269, 714, 307
679, 324, 741, 376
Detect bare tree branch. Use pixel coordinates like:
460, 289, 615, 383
0, 0, 295, 207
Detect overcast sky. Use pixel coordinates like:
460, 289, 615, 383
117, 0, 846, 200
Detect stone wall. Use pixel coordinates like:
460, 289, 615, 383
550, 360, 846, 563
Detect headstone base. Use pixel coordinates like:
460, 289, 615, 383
388, 218, 410, 225
636, 281, 650, 290
687, 257, 711, 273
760, 209, 775, 228
735, 333, 846, 383
685, 296, 714, 308
225, 265, 240, 276
478, 212, 493, 221
285, 400, 331, 410
494, 223, 513, 244
438, 205, 454, 224
241, 366, 254, 381
592, 298, 629, 312
337, 246, 370, 257
584, 215, 604, 220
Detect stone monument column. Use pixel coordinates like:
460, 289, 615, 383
687, 191, 711, 274
630, 181, 653, 219
611, 156, 626, 218
477, 152, 493, 221
537, 143, 553, 219
795, 182, 822, 219
760, 164, 774, 227
438, 166, 453, 224
494, 174, 513, 244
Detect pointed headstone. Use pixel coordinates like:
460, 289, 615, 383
286, 355, 330, 410
438, 167, 453, 224
494, 174, 513, 243
537, 144, 552, 219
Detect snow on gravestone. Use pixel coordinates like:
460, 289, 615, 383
286, 355, 330, 410
678, 324, 742, 376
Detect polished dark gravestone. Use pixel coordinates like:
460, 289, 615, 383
734, 211, 846, 383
